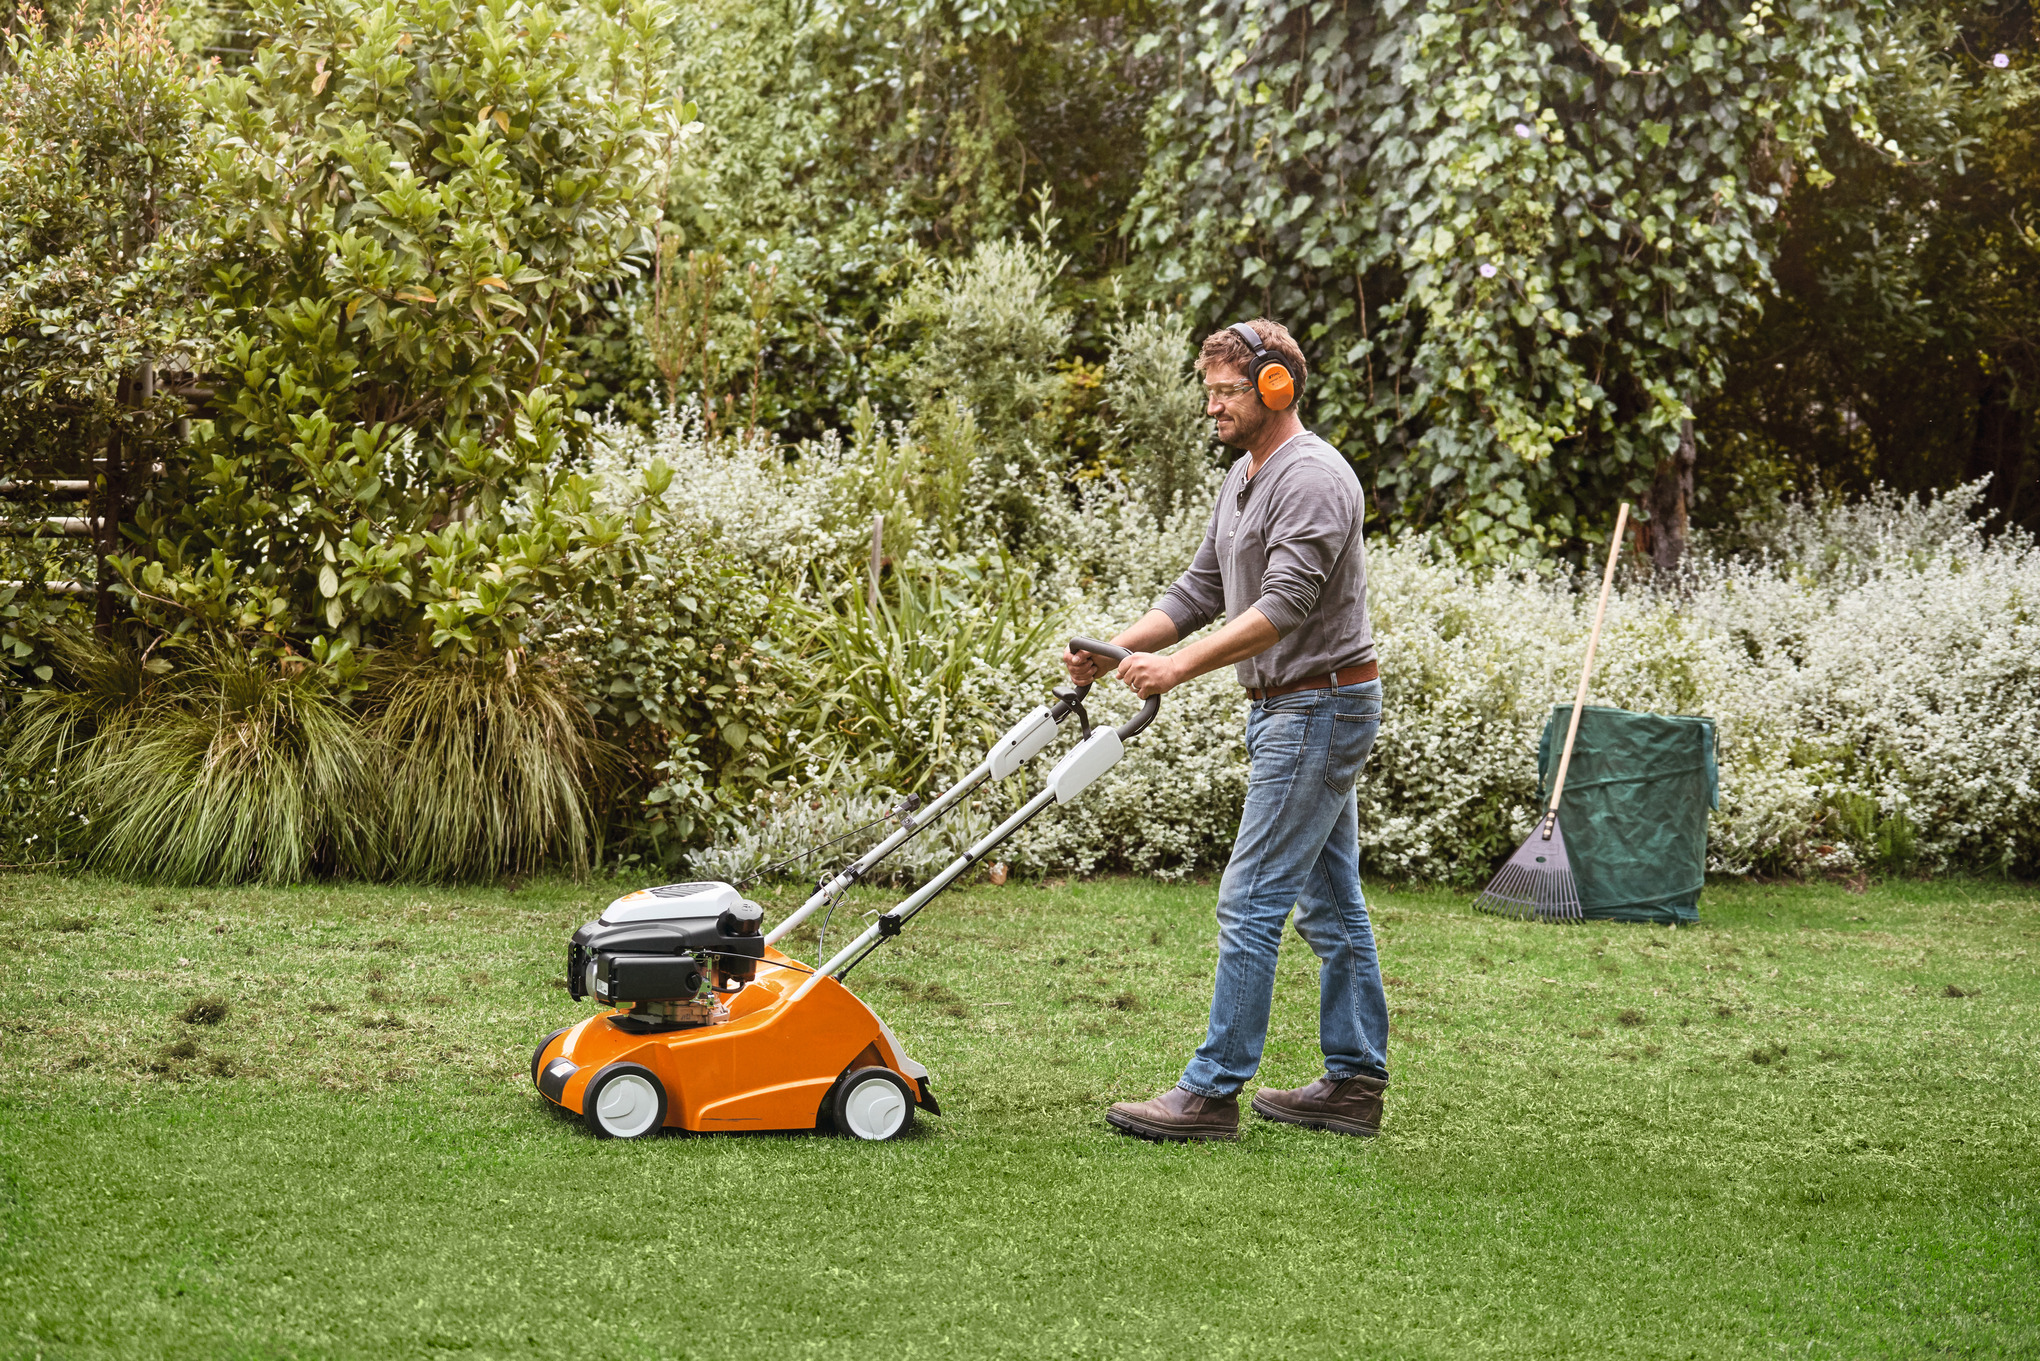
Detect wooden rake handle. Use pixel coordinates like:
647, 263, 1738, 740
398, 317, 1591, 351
1542, 502, 1630, 835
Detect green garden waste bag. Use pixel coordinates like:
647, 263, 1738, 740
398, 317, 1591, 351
1535, 705, 1718, 925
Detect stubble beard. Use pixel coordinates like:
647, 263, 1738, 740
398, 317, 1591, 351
1214, 402, 1271, 451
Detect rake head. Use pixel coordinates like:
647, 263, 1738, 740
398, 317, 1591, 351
1475, 811, 1582, 922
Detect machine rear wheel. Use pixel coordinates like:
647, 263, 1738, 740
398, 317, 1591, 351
584, 1062, 668, 1140
833, 1067, 915, 1141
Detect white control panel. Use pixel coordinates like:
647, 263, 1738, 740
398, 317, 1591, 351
1045, 729, 1124, 803
987, 706, 1059, 780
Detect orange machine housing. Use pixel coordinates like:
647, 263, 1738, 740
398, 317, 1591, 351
533, 947, 934, 1133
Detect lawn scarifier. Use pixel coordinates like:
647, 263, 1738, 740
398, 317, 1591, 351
1478, 502, 1628, 922
533, 636, 1159, 1140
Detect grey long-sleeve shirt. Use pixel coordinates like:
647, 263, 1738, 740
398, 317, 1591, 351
1154, 431, 1375, 690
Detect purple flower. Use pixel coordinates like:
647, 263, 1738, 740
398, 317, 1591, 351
1478, 262, 1499, 279
1514, 122, 1534, 138
1993, 52, 2011, 68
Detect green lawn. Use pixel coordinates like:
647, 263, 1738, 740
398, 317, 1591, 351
1, 871, 2034, 1359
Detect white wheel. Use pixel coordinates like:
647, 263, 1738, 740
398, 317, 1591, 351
834, 1067, 915, 1141
585, 1063, 667, 1140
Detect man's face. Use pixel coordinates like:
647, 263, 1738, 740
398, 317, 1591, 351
1204, 362, 1272, 449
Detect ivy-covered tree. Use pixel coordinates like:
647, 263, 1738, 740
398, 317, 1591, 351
1133, 0, 1886, 561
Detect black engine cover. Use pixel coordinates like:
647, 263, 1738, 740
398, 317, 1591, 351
567, 914, 765, 1001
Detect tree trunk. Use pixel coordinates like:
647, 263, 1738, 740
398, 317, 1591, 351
1647, 417, 1696, 578
1967, 366, 2031, 530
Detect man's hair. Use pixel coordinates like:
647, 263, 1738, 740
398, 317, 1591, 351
1197, 318, 1308, 402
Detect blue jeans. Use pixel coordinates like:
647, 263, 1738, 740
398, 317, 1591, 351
1180, 679, 1388, 1098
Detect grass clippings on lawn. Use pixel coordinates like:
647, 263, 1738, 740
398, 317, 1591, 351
0, 873, 2035, 1359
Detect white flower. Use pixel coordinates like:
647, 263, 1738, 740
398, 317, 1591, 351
1514, 122, 1534, 138
1478, 262, 1499, 278
1993, 52, 2011, 68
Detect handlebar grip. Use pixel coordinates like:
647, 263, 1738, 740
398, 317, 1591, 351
1118, 695, 1161, 741
1069, 635, 1131, 666
1067, 637, 1162, 740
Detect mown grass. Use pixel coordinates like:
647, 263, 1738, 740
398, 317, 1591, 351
1, 871, 2035, 1359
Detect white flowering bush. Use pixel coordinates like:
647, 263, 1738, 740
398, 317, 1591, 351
579, 407, 876, 574
1682, 484, 2040, 876
583, 407, 2040, 885
685, 791, 1007, 889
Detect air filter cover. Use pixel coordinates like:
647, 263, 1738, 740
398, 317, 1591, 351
599, 881, 745, 926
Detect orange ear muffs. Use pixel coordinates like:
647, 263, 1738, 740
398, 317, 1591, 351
1256, 362, 1295, 410
1228, 322, 1298, 411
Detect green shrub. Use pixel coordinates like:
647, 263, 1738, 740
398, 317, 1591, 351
785, 557, 1064, 794
885, 233, 1075, 552
1100, 307, 1211, 531
0, 6, 209, 486
0, 9, 210, 656
114, 0, 682, 663
542, 521, 790, 863
1829, 793, 1921, 877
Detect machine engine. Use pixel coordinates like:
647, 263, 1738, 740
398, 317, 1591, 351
568, 882, 765, 1028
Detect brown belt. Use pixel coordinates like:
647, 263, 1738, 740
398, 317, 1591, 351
1245, 660, 1378, 701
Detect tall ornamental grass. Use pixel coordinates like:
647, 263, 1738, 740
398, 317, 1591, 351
9, 639, 382, 884
786, 559, 1065, 794
7, 642, 610, 885
370, 657, 611, 883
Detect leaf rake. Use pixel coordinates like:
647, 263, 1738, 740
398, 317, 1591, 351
1477, 502, 1630, 923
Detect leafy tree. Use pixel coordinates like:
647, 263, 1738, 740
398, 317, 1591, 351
1133, 0, 1886, 561
118, 0, 685, 663
1700, 2, 2040, 536
0, 5, 213, 634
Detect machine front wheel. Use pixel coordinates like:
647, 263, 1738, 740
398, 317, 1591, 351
833, 1067, 916, 1141
584, 1062, 668, 1140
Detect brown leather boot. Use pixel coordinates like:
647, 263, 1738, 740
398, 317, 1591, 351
1250, 1074, 1385, 1137
1105, 1086, 1239, 1142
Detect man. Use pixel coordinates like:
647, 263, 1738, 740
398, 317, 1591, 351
1065, 318, 1388, 1142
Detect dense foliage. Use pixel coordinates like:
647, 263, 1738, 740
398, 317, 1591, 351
2, 0, 687, 881
640, 438, 2040, 883
1134, 0, 1892, 559
0, 6, 209, 648
2, 0, 2036, 884
140, 0, 682, 662
1701, 0, 2039, 537
0, 7, 204, 465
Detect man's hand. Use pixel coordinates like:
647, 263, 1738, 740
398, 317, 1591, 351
1114, 608, 1282, 698
1062, 611, 1182, 690
1116, 651, 1183, 699
1061, 646, 1107, 687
